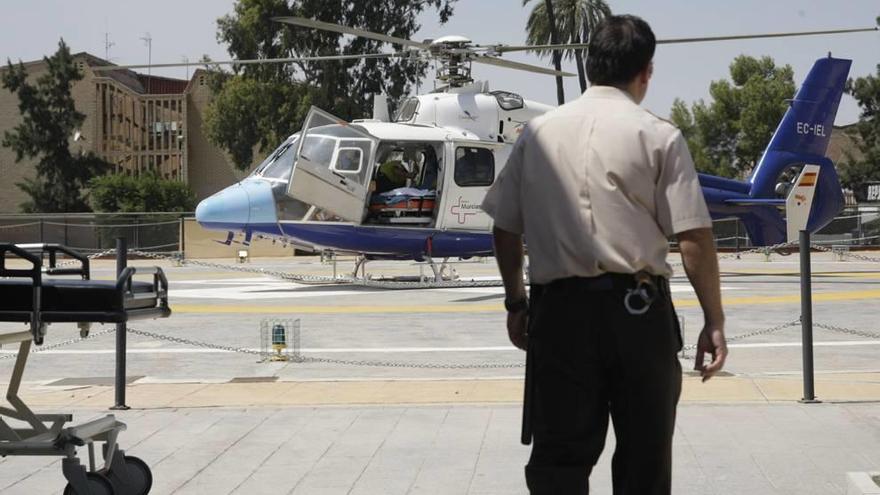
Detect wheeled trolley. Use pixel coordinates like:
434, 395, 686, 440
0, 244, 170, 494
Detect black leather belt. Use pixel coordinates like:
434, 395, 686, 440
542, 272, 669, 315
544, 272, 666, 292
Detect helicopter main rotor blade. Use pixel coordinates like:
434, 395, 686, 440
489, 43, 589, 53
91, 52, 405, 71
656, 26, 878, 44
488, 26, 878, 53
273, 16, 430, 50
474, 56, 576, 77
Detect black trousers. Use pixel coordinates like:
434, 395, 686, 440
524, 275, 683, 495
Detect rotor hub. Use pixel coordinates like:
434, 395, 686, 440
427, 36, 475, 88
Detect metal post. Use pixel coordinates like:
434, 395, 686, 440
735, 221, 741, 259
111, 237, 130, 410
179, 216, 186, 260
799, 230, 819, 403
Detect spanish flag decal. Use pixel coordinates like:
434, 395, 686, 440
798, 172, 818, 187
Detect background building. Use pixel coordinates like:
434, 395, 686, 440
0, 52, 250, 212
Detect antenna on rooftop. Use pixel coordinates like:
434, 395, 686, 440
103, 18, 115, 62
182, 56, 190, 80
104, 33, 115, 61
140, 32, 152, 93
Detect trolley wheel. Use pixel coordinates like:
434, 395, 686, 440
62, 471, 115, 495
118, 456, 152, 495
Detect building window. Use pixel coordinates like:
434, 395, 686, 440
454, 147, 494, 187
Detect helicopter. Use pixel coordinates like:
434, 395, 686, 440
97, 17, 877, 277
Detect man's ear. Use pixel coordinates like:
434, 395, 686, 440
640, 64, 652, 85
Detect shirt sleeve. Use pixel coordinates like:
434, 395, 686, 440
655, 130, 713, 236
481, 127, 527, 234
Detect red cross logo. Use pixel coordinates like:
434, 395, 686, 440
450, 196, 477, 224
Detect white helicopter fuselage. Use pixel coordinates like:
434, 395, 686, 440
194, 82, 554, 257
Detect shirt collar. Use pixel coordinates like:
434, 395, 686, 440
581, 85, 638, 103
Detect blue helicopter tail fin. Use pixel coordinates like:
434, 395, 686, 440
738, 56, 850, 244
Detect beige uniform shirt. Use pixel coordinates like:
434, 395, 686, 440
481, 86, 711, 284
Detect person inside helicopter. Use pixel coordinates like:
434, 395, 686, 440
367, 143, 442, 223
375, 147, 418, 193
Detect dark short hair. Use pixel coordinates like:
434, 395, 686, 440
586, 15, 656, 86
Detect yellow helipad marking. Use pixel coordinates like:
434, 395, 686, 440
172, 288, 880, 314
173, 303, 505, 314
674, 288, 880, 308
18, 372, 880, 408
721, 269, 880, 279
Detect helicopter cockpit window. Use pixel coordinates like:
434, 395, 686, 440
251, 135, 298, 178
393, 97, 420, 122
261, 144, 296, 180
490, 91, 524, 111
454, 147, 495, 187
256, 136, 300, 181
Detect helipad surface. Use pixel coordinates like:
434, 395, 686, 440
1, 251, 879, 494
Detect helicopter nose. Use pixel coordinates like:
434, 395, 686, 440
195, 184, 252, 228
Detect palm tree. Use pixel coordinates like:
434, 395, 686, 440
542, 0, 565, 105
524, 0, 612, 95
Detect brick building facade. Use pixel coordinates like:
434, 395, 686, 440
0, 53, 249, 212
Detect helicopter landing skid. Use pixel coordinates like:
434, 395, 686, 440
423, 256, 459, 283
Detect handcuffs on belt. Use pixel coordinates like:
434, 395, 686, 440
623, 271, 658, 315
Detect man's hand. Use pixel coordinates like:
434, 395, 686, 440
677, 227, 726, 383
694, 324, 727, 382
492, 226, 528, 351
507, 309, 528, 351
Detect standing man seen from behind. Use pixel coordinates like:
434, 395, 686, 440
481, 15, 727, 495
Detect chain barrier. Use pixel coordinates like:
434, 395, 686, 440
669, 241, 796, 269
680, 318, 801, 351
669, 240, 880, 269
0, 327, 117, 360
55, 248, 117, 267
810, 243, 880, 263
126, 327, 525, 369
127, 320, 803, 369
1, 318, 867, 368
814, 322, 880, 340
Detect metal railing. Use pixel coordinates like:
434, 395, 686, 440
2, 207, 878, 260
0, 212, 189, 253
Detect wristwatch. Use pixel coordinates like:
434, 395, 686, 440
504, 297, 529, 313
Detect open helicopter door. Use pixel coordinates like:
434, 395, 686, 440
287, 107, 378, 223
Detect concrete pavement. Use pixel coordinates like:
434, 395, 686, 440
0, 252, 879, 493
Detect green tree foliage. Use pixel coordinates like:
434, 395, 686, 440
89, 173, 196, 213
206, 0, 456, 170
670, 55, 795, 178
1, 40, 108, 212
840, 61, 880, 201
523, 0, 611, 93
